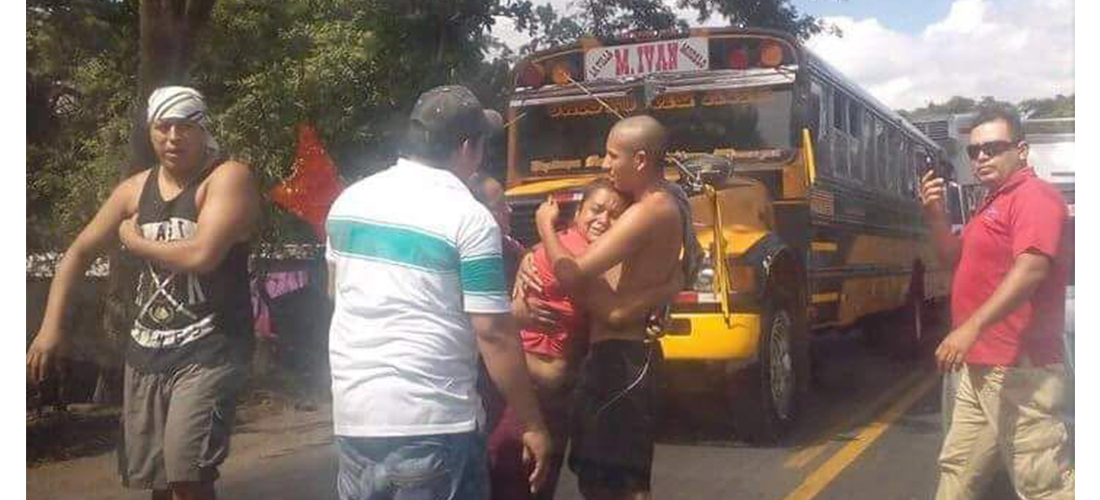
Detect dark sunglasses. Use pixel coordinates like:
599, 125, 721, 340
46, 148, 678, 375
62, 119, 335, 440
966, 140, 1018, 160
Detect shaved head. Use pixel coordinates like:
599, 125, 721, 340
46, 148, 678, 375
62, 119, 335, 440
609, 115, 668, 171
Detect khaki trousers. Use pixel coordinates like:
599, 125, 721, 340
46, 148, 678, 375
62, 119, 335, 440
935, 363, 1074, 500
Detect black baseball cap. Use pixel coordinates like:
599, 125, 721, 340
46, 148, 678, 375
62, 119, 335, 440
407, 85, 503, 149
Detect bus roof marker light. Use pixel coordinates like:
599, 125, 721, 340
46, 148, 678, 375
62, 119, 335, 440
760, 41, 784, 67
729, 46, 750, 70
550, 61, 575, 86
517, 62, 545, 88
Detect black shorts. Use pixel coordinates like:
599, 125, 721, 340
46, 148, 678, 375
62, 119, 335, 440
568, 339, 662, 492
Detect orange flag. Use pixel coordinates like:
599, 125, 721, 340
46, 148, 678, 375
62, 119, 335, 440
270, 124, 345, 241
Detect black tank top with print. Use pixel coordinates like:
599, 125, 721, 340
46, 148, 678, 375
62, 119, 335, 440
127, 163, 253, 372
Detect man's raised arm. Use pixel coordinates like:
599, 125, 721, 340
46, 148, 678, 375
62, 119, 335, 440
28, 175, 141, 383
119, 161, 260, 274
919, 171, 963, 269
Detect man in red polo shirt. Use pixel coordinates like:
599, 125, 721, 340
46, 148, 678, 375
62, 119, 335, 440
921, 106, 1073, 500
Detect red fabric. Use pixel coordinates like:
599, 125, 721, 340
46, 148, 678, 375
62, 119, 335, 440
270, 124, 345, 241
486, 391, 570, 500
952, 167, 1070, 365
487, 402, 533, 500
520, 227, 590, 358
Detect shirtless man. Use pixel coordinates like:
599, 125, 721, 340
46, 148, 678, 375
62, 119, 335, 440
534, 115, 693, 500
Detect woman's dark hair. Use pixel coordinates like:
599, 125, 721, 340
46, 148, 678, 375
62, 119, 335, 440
579, 178, 627, 206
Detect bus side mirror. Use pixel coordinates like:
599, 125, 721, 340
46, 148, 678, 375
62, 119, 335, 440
677, 154, 735, 194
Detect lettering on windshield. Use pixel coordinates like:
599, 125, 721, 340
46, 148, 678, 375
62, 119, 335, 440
531, 159, 584, 174
548, 96, 636, 118
652, 93, 696, 110
702, 89, 771, 107
712, 148, 786, 161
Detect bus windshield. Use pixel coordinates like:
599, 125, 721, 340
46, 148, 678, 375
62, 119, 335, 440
513, 86, 795, 177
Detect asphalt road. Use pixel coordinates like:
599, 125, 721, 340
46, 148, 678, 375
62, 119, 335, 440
29, 319, 1033, 500
219, 328, 1015, 500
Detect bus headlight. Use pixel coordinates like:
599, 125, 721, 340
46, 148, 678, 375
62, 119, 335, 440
693, 253, 716, 292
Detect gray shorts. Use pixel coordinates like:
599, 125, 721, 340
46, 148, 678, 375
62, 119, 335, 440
119, 361, 246, 490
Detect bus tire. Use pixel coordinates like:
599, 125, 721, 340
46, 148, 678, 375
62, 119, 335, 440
859, 311, 888, 351
893, 265, 925, 359
730, 293, 807, 444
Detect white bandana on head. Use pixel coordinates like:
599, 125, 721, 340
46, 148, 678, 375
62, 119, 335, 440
146, 86, 221, 160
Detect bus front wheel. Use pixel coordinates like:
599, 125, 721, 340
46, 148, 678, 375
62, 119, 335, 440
729, 295, 807, 444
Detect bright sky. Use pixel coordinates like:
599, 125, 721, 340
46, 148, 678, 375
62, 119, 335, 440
490, 0, 1075, 110
791, 0, 959, 35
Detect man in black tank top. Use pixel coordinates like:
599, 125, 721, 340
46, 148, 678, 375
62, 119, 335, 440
27, 86, 260, 500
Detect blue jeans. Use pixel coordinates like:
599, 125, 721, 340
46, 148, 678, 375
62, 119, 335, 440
336, 432, 488, 500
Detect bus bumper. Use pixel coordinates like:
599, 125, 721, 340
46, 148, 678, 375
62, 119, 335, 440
659, 313, 762, 361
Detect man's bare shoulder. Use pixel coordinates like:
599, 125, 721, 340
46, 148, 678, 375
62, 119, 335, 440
195, 160, 259, 219
606, 190, 680, 236
209, 159, 255, 183
121, 168, 151, 190
200, 160, 258, 200
115, 168, 151, 207
637, 189, 682, 223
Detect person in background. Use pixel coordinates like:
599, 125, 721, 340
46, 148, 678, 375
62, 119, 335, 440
469, 173, 525, 290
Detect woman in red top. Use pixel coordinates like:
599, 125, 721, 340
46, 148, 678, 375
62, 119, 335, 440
519, 179, 626, 390
488, 178, 682, 500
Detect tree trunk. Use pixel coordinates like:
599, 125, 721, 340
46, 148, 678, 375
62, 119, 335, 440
128, 0, 217, 173
101, 0, 218, 406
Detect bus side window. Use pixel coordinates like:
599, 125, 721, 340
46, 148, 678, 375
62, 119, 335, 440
880, 127, 897, 193
913, 150, 930, 200
832, 91, 849, 177
894, 138, 907, 198
853, 104, 868, 182
874, 117, 887, 190
910, 150, 919, 199
847, 99, 861, 180
899, 140, 913, 198
945, 172, 964, 225
810, 80, 831, 175
807, 80, 821, 135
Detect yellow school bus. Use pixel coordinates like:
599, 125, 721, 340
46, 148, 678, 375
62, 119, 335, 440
503, 27, 952, 443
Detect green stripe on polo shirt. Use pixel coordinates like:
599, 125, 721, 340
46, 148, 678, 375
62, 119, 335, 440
460, 256, 506, 294
327, 218, 459, 273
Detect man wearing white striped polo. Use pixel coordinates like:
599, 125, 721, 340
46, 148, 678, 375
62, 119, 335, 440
325, 85, 550, 500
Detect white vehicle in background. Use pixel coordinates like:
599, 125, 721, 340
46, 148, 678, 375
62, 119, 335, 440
1027, 117, 1075, 380
1065, 285, 1073, 377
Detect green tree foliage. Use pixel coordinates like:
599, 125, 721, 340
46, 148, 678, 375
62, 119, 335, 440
128, 0, 219, 171
27, 0, 531, 248
900, 94, 1075, 121
194, 0, 530, 243
28, 0, 141, 250
26, 0, 824, 249
519, 0, 833, 53
1019, 94, 1074, 119
676, 0, 833, 39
